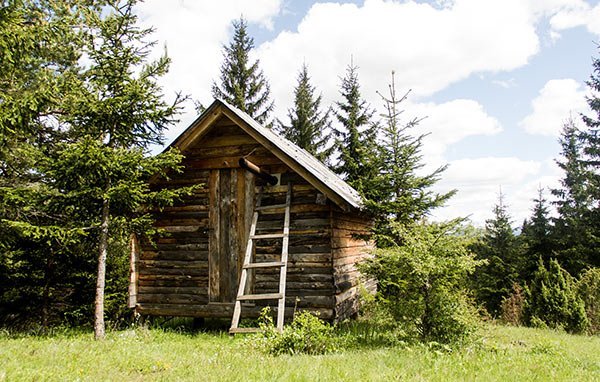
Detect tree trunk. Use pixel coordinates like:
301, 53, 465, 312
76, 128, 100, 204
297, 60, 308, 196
94, 196, 110, 340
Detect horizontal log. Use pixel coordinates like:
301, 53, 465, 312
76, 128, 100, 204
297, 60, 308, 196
136, 303, 333, 320
138, 274, 207, 282
141, 250, 208, 261
138, 286, 208, 295
188, 155, 282, 170
138, 278, 207, 287
254, 281, 334, 291
138, 267, 208, 276
137, 293, 209, 304
332, 246, 372, 259
199, 134, 256, 148
138, 259, 208, 269
186, 144, 270, 159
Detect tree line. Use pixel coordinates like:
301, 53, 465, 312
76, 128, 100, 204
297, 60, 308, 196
1, 1, 598, 341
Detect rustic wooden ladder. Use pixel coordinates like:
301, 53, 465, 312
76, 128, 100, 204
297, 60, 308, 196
229, 182, 291, 334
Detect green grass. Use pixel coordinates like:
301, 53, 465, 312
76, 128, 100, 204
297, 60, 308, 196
1, 324, 599, 381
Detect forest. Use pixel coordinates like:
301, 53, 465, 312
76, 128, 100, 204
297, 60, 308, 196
1, 0, 599, 352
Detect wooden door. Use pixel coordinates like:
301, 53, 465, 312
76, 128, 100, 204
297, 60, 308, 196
208, 168, 254, 303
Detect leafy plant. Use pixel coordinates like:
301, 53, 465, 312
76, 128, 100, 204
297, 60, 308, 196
254, 308, 338, 355
576, 267, 600, 334
523, 258, 588, 334
360, 219, 483, 344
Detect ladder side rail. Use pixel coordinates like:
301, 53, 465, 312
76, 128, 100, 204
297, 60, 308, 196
276, 183, 292, 331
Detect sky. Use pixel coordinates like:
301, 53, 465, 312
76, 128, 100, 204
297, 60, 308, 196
134, 0, 600, 226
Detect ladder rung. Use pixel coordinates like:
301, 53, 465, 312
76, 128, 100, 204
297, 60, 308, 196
251, 233, 285, 240
243, 261, 285, 269
238, 293, 283, 301
229, 327, 260, 334
255, 204, 287, 211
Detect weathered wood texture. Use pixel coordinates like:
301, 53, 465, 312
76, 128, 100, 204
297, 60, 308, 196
331, 209, 375, 322
136, 116, 349, 319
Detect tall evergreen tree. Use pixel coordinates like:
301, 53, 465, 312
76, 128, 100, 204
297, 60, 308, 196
211, 17, 274, 125
51, 0, 189, 339
277, 63, 332, 163
520, 187, 554, 282
332, 61, 378, 197
372, 72, 455, 245
473, 192, 520, 315
551, 120, 594, 274
577, 46, 600, 270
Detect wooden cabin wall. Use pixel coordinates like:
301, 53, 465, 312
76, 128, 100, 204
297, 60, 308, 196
135, 116, 336, 319
331, 210, 375, 322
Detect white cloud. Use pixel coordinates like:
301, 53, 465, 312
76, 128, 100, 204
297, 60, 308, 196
547, 1, 600, 37
134, 0, 282, 144
520, 79, 589, 137
258, 0, 541, 121
408, 99, 502, 161
430, 157, 554, 225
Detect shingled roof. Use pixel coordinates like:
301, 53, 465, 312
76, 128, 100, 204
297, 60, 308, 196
166, 99, 363, 211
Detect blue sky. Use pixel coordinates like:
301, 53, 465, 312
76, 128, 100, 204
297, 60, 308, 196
135, 0, 600, 226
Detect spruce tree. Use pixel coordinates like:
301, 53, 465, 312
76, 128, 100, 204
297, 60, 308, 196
332, 61, 378, 197
577, 46, 600, 270
472, 193, 520, 315
277, 64, 332, 163
520, 187, 554, 282
0, 0, 86, 327
211, 17, 274, 125
551, 120, 594, 275
373, 72, 455, 245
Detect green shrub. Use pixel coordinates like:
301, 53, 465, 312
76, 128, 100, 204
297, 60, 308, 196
523, 258, 588, 334
360, 220, 484, 344
254, 309, 338, 355
500, 283, 525, 326
577, 267, 600, 334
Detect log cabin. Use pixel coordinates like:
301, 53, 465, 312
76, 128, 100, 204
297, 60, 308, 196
128, 99, 374, 326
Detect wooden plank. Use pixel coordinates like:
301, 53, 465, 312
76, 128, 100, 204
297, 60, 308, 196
244, 261, 285, 269
208, 170, 220, 302
187, 155, 282, 170
228, 168, 240, 302
199, 134, 257, 148
239, 293, 283, 300
128, 234, 139, 308
219, 169, 231, 302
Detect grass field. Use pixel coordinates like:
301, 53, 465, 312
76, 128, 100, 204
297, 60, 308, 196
1, 323, 599, 381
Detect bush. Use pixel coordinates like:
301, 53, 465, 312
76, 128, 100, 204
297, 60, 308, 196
360, 220, 483, 344
577, 267, 600, 334
523, 258, 588, 334
254, 309, 338, 355
500, 283, 525, 326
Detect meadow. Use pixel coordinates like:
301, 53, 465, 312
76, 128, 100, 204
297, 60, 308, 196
1, 323, 598, 381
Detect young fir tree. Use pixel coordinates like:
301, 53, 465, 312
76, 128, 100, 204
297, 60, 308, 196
520, 187, 554, 283
551, 120, 593, 275
211, 17, 274, 125
472, 192, 520, 316
49, 0, 189, 339
277, 63, 332, 163
332, 61, 378, 198
523, 258, 588, 333
372, 72, 455, 245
